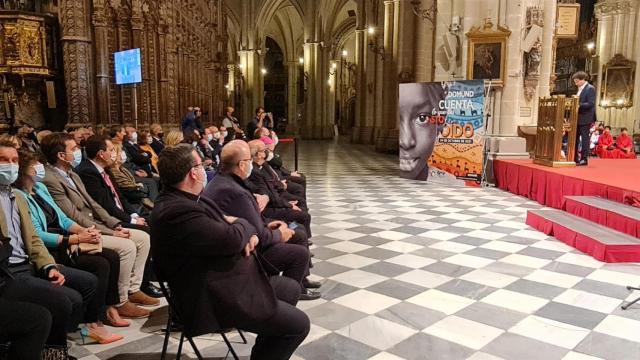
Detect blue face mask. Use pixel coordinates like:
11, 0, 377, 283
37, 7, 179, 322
69, 149, 82, 168
33, 163, 46, 182
0, 163, 19, 185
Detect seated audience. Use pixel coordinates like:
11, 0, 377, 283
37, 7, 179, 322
0, 139, 98, 358
0, 298, 51, 360
137, 130, 159, 171
14, 149, 126, 339
17, 124, 39, 153
36, 130, 52, 145
76, 136, 149, 226
596, 126, 615, 158
222, 106, 244, 141
164, 129, 184, 147
40, 133, 159, 318
247, 140, 312, 238
266, 132, 307, 188
615, 127, 636, 159
123, 126, 155, 176
111, 142, 157, 204
149, 123, 165, 155
151, 144, 310, 360
205, 140, 320, 300
261, 136, 306, 200
111, 127, 160, 200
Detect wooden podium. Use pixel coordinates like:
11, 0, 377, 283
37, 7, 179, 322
533, 95, 579, 167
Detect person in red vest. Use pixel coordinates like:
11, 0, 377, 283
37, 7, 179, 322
596, 126, 615, 158
615, 127, 636, 159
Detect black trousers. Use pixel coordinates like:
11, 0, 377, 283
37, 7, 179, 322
0, 298, 51, 360
260, 230, 310, 292
284, 181, 306, 202
575, 123, 591, 162
264, 207, 312, 238
73, 249, 120, 321
287, 174, 306, 188
240, 276, 309, 360
3, 263, 97, 346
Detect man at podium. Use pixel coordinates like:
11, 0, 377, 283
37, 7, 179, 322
572, 71, 596, 166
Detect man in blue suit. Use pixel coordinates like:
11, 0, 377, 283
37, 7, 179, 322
573, 71, 596, 166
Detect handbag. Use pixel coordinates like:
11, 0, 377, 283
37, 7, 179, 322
58, 235, 102, 266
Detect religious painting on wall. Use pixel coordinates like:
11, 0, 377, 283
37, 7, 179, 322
398, 80, 486, 186
556, 3, 580, 39
600, 54, 636, 108
466, 20, 511, 85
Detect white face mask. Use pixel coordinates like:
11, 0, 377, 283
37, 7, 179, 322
120, 151, 127, 163
130, 132, 138, 143
147, 137, 153, 144
192, 141, 198, 147
273, 136, 279, 146
213, 132, 220, 139
33, 163, 46, 182
245, 161, 253, 178
0, 163, 19, 185
266, 151, 274, 161
221, 131, 228, 138
207, 134, 213, 142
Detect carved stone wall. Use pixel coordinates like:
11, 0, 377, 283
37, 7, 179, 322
61, 0, 228, 127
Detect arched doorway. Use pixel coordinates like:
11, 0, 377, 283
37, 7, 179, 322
264, 37, 288, 130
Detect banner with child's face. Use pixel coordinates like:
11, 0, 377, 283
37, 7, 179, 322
399, 80, 485, 185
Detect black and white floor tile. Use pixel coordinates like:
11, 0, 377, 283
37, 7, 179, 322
72, 140, 640, 360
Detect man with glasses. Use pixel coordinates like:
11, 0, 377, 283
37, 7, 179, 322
152, 143, 309, 360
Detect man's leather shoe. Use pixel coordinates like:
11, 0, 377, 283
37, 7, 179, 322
299, 289, 321, 301
129, 291, 160, 306
576, 160, 588, 166
117, 301, 150, 319
308, 240, 314, 246
142, 283, 164, 298
303, 278, 322, 289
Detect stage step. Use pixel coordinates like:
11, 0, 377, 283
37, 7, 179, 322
526, 209, 640, 263
565, 196, 640, 238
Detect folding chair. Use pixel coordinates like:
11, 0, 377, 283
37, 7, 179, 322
154, 265, 247, 360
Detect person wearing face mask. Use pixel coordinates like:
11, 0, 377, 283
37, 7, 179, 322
123, 126, 154, 176
219, 126, 230, 145
109, 143, 157, 204
0, 139, 101, 358
75, 136, 149, 226
205, 140, 320, 300
259, 136, 307, 203
136, 130, 159, 172
247, 141, 312, 239
149, 123, 165, 155
40, 133, 161, 313
14, 149, 126, 340
208, 126, 224, 165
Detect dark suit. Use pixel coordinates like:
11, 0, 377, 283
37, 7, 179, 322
249, 164, 312, 237
268, 154, 307, 188
150, 187, 309, 359
150, 137, 165, 155
75, 159, 134, 224
204, 173, 311, 290
123, 141, 153, 174
576, 83, 597, 162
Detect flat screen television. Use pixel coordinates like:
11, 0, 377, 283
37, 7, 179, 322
114, 48, 142, 85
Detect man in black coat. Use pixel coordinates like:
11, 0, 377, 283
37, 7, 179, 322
76, 135, 148, 226
204, 140, 320, 300
573, 71, 597, 166
247, 140, 312, 238
151, 144, 309, 360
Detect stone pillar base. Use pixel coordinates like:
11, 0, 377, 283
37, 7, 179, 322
300, 125, 334, 140
351, 126, 375, 144
374, 128, 399, 153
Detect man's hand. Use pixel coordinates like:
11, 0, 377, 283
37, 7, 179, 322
268, 220, 286, 230
224, 215, 238, 224
113, 228, 131, 238
135, 170, 147, 177
48, 269, 65, 286
280, 180, 288, 190
244, 235, 259, 257
77, 228, 99, 244
135, 218, 146, 226
278, 226, 294, 242
291, 171, 301, 177
289, 201, 301, 211
254, 194, 269, 212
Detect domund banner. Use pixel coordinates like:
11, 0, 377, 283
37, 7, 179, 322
399, 80, 485, 186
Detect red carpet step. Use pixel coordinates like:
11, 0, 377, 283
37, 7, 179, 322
565, 196, 640, 238
526, 209, 640, 263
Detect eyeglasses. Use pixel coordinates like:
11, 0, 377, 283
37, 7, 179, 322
192, 163, 204, 169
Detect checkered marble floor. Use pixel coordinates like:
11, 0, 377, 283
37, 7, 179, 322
72, 140, 640, 360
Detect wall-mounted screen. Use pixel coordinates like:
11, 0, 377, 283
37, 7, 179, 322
114, 48, 142, 85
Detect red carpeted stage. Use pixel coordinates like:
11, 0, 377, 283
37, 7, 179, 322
494, 159, 640, 263
493, 159, 640, 209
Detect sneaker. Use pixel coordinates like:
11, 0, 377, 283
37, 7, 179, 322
129, 291, 161, 306
299, 289, 321, 301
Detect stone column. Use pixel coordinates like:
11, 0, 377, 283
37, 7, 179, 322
60, 0, 94, 126
352, 28, 366, 142
92, 0, 110, 125
237, 49, 261, 126
286, 60, 300, 134
375, 0, 399, 152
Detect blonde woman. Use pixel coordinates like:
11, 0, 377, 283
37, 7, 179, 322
163, 130, 184, 146
110, 143, 157, 203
